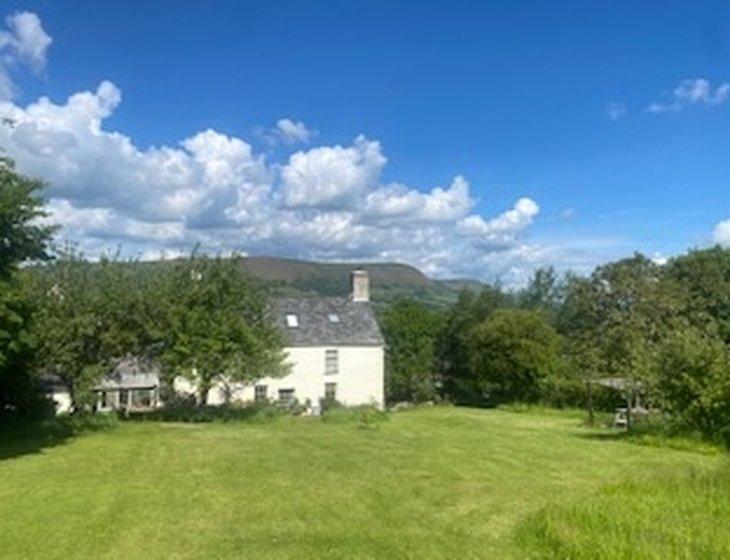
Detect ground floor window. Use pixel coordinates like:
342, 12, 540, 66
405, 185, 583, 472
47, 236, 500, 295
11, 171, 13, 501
325, 382, 337, 401
100, 391, 108, 409
278, 388, 295, 406
119, 389, 129, 408
255, 385, 268, 402
131, 389, 153, 408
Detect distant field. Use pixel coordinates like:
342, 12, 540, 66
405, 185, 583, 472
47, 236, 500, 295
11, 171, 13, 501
0, 407, 726, 559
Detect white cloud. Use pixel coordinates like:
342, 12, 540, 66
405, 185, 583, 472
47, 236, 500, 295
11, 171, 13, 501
274, 118, 312, 144
713, 219, 730, 247
281, 136, 385, 208
647, 78, 730, 114
457, 198, 539, 248
364, 176, 473, 223
0, 11, 552, 285
0, 80, 545, 282
605, 102, 627, 121
0, 11, 51, 100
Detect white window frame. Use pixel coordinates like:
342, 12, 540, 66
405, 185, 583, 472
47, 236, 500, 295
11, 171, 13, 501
325, 349, 339, 376
254, 384, 268, 402
286, 314, 299, 328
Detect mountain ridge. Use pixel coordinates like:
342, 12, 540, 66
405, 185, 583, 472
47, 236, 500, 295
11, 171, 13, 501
241, 256, 481, 309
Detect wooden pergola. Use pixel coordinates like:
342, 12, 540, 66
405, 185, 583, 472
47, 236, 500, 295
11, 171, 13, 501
586, 377, 645, 428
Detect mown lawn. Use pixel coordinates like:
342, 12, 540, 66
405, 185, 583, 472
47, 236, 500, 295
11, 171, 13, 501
0, 407, 726, 559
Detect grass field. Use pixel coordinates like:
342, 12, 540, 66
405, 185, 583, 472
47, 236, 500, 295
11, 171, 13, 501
0, 407, 727, 559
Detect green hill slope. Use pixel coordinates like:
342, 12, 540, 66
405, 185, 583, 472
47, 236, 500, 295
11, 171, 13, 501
242, 256, 477, 309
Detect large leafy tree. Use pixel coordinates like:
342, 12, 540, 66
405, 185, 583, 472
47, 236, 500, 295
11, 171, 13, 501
436, 286, 513, 403
665, 246, 730, 343
655, 327, 730, 441
153, 255, 288, 404
380, 299, 442, 403
0, 156, 54, 414
470, 309, 563, 403
520, 266, 564, 318
33, 253, 149, 410
558, 254, 685, 384
0, 157, 54, 278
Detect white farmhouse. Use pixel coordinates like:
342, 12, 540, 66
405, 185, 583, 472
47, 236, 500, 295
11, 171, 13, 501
174, 268, 385, 409
43, 269, 385, 413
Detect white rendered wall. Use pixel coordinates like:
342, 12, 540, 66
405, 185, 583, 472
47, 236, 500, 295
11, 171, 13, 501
182, 345, 384, 408
50, 390, 72, 414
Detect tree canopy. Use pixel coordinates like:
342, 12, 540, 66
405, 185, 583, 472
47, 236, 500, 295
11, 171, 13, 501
380, 299, 442, 403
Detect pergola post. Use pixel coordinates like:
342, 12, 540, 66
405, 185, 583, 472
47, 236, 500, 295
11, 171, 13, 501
586, 380, 594, 426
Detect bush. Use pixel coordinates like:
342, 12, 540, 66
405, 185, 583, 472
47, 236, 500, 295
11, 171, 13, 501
470, 309, 564, 404
321, 404, 388, 427
127, 401, 290, 423
655, 328, 730, 446
538, 377, 623, 411
57, 411, 120, 433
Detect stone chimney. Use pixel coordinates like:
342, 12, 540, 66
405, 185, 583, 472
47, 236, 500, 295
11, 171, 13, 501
351, 269, 370, 302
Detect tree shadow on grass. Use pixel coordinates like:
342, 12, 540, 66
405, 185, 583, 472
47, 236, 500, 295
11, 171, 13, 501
0, 420, 75, 462
0, 414, 118, 462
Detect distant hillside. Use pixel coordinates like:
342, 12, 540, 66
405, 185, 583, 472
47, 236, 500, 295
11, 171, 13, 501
242, 256, 481, 309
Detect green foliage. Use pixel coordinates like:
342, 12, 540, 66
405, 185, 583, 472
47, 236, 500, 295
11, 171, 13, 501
320, 404, 389, 427
152, 255, 288, 402
380, 299, 443, 403
538, 376, 622, 411
0, 158, 53, 415
655, 327, 730, 443
128, 400, 290, 423
0, 273, 39, 414
558, 254, 685, 382
0, 157, 55, 278
470, 309, 563, 404
519, 266, 563, 317
666, 245, 730, 342
436, 286, 514, 402
32, 251, 149, 410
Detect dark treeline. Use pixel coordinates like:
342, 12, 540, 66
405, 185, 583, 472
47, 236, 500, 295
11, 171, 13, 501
381, 250, 730, 444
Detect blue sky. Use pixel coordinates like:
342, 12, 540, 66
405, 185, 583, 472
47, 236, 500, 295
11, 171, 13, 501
1, 1, 729, 283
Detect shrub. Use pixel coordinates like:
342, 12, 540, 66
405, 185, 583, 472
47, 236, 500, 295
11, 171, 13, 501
538, 377, 623, 411
128, 401, 289, 423
470, 309, 563, 404
655, 328, 730, 445
321, 404, 388, 427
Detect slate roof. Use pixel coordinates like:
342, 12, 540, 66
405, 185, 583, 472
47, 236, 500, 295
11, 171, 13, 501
272, 297, 384, 347
96, 356, 160, 390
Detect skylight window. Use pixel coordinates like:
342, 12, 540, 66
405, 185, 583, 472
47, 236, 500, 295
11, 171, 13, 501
286, 314, 299, 328
328, 314, 340, 324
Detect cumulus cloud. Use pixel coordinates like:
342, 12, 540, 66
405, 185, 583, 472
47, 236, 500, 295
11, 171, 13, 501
0, 81, 545, 282
274, 118, 312, 144
0, 11, 51, 99
281, 136, 386, 208
457, 198, 539, 248
714, 219, 730, 247
0, 12, 549, 284
647, 78, 730, 114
